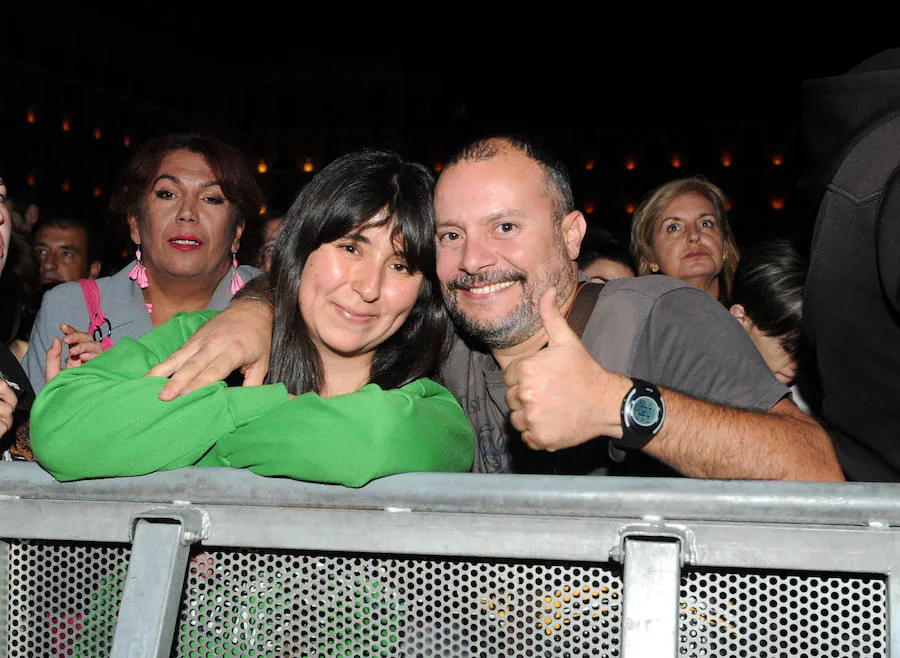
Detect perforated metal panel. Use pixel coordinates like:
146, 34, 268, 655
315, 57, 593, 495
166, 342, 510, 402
679, 568, 888, 657
0, 541, 8, 644
1, 540, 893, 657
174, 548, 623, 657
3, 538, 130, 657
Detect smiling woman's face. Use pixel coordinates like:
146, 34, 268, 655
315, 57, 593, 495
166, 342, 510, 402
649, 191, 726, 297
297, 216, 423, 368
0, 178, 11, 277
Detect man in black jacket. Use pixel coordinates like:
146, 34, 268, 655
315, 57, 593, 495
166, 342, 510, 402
802, 49, 900, 481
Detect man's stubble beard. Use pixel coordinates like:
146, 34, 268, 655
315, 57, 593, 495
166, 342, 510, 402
442, 241, 577, 350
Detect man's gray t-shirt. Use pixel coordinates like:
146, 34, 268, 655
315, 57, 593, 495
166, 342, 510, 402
437, 275, 789, 475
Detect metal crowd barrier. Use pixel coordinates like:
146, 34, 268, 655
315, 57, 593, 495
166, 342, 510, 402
1, 461, 899, 657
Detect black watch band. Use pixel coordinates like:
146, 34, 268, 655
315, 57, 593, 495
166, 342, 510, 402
615, 378, 666, 452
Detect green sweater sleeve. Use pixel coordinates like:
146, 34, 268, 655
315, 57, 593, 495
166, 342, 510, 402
208, 378, 475, 487
31, 311, 475, 487
30, 310, 291, 481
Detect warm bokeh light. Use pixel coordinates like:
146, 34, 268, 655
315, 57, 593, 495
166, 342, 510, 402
259, 204, 267, 215
4, 101, 803, 220
726, 198, 733, 211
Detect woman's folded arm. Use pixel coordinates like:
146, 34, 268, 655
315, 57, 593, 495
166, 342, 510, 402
213, 378, 475, 487
30, 310, 290, 481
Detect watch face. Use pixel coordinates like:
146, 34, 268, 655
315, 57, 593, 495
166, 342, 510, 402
631, 395, 662, 427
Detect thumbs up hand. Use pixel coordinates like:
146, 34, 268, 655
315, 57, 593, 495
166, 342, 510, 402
537, 284, 583, 346
503, 286, 630, 451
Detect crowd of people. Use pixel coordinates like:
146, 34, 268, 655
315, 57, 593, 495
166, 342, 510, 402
1, 84, 897, 484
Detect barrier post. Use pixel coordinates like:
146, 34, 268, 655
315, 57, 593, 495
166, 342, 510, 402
110, 506, 208, 658
620, 537, 682, 657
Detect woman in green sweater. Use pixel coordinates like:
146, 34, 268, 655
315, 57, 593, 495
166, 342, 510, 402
29, 148, 475, 485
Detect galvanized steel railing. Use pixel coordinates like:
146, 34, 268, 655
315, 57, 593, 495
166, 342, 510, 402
2, 462, 899, 657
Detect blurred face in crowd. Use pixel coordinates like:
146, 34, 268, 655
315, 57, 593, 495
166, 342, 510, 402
10, 203, 39, 235
749, 329, 797, 386
33, 223, 100, 286
730, 304, 798, 385
128, 150, 243, 285
434, 144, 584, 351
297, 217, 423, 371
581, 256, 635, 283
0, 178, 10, 276
649, 191, 726, 298
258, 216, 284, 273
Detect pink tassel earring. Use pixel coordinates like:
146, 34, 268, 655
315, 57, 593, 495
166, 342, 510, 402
128, 245, 152, 314
128, 245, 149, 289
230, 251, 245, 295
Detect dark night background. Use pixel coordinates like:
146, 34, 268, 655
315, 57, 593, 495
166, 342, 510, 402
1, 16, 894, 271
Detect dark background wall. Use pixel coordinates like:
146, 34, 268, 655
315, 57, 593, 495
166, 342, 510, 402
1, 16, 892, 271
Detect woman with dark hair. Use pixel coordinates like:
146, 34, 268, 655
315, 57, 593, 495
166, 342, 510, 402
23, 133, 265, 394
29, 148, 474, 485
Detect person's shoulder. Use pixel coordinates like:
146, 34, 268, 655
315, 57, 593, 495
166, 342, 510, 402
238, 264, 265, 281
92, 264, 133, 296
598, 275, 706, 305
37, 280, 84, 310
590, 275, 732, 336
582, 276, 711, 362
38, 266, 134, 317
